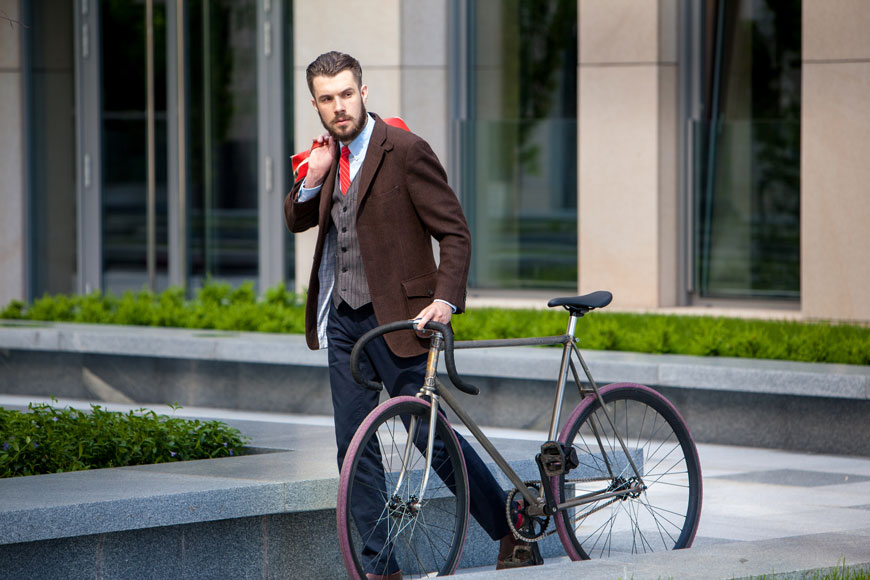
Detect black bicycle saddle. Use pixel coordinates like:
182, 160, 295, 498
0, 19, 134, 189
547, 291, 613, 315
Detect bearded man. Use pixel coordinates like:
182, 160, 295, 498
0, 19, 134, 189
284, 51, 539, 579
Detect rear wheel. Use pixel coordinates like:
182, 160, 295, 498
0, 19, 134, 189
337, 396, 470, 579
552, 383, 702, 559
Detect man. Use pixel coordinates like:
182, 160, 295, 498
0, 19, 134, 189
284, 51, 537, 579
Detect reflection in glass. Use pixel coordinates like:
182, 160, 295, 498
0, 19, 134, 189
465, 0, 578, 290
28, 1, 77, 297
188, 0, 259, 289
100, 0, 169, 293
694, 1, 801, 299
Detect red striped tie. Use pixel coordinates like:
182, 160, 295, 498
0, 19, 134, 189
339, 146, 351, 195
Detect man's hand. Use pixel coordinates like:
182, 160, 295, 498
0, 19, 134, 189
414, 301, 453, 336
305, 134, 337, 188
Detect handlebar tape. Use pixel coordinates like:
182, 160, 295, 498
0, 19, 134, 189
349, 320, 479, 396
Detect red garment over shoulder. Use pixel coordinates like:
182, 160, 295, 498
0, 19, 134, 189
291, 117, 410, 183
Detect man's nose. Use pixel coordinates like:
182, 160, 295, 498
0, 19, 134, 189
334, 97, 346, 112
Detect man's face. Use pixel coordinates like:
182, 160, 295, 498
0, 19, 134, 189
310, 70, 368, 144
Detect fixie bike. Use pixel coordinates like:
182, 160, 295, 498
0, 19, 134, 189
337, 291, 702, 578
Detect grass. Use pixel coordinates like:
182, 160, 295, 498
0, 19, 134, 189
743, 562, 870, 579
2, 281, 869, 366
626, 562, 870, 579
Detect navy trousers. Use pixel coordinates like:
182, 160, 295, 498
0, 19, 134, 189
327, 300, 510, 574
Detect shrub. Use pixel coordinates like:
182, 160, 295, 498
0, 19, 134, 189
2, 281, 869, 365
0, 402, 249, 478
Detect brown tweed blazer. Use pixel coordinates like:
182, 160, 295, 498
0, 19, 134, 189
284, 114, 471, 358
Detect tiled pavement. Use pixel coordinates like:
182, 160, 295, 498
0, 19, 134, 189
2, 396, 870, 579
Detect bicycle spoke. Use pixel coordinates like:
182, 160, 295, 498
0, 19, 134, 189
554, 385, 702, 560
338, 398, 469, 579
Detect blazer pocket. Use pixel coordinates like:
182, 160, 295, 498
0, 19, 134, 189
367, 184, 401, 205
402, 271, 437, 298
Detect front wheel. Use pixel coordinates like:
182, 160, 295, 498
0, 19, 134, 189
552, 383, 702, 559
337, 396, 470, 579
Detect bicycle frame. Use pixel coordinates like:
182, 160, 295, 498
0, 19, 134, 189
393, 314, 645, 516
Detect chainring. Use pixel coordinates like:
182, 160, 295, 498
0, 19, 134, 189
505, 481, 551, 542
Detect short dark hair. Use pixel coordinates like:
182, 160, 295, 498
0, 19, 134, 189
306, 51, 363, 95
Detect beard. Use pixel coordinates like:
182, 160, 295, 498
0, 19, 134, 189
320, 103, 368, 144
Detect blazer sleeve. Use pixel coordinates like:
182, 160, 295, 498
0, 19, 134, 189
404, 139, 472, 312
284, 179, 320, 233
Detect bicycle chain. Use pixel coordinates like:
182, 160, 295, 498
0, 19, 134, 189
505, 481, 551, 542
504, 477, 622, 541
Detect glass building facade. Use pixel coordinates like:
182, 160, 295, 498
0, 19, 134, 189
16, 1, 806, 310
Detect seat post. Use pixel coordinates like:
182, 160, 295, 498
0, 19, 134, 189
564, 312, 580, 340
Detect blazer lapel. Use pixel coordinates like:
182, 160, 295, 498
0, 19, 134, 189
356, 115, 391, 210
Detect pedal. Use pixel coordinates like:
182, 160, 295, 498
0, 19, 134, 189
539, 441, 579, 477
503, 542, 543, 568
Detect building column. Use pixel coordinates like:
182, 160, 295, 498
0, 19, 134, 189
0, 0, 26, 305
801, 1, 870, 322
577, 0, 679, 308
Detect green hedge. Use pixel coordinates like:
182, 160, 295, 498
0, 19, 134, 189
453, 308, 870, 365
0, 281, 305, 333
2, 281, 868, 365
0, 401, 249, 478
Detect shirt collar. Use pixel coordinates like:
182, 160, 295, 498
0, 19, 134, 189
344, 113, 375, 160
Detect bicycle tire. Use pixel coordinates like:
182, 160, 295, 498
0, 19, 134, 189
337, 396, 470, 579
551, 383, 702, 559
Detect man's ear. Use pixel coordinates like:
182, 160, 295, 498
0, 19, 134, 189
360, 84, 368, 105
310, 97, 317, 110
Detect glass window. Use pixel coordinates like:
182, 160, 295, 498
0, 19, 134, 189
692, 0, 801, 300
27, 1, 77, 297
100, 0, 169, 293
462, 0, 578, 290
187, 0, 259, 289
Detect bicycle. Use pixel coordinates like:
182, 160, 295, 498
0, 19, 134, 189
336, 291, 702, 578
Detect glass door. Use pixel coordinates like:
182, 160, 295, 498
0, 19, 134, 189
100, 0, 169, 293
187, 0, 259, 289
75, 0, 289, 297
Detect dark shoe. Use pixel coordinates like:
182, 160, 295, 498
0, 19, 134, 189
496, 534, 543, 570
366, 572, 402, 580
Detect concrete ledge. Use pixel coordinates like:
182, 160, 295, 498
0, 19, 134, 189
0, 320, 328, 367
2, 320, 867, 399
2, 321, 869, 456
453, 344, 870, 400
0, 411, 562, 579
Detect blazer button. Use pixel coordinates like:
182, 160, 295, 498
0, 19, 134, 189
427, 289, 434, 297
